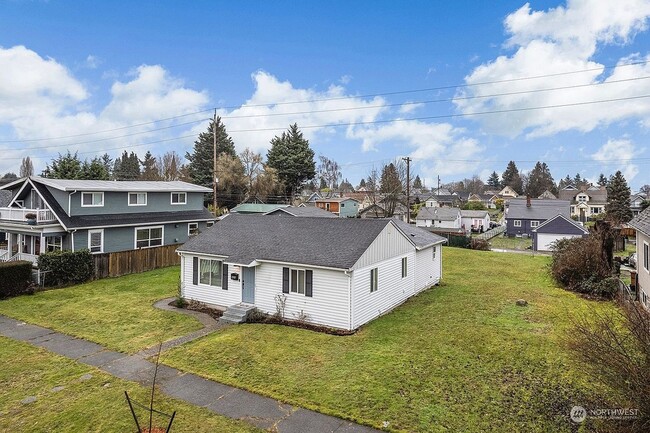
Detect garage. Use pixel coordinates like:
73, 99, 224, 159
532, 214, 589, 252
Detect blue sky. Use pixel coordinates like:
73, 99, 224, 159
1, 0, 649, 189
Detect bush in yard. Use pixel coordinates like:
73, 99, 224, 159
0, 261, 33, 298
470, 238, 490, 251
550, 226, 616, 298
38, 249, 93, 287
570, 295, 650, 432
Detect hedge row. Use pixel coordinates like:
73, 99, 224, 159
0, 261, 33, 298
37, 249, 93, 287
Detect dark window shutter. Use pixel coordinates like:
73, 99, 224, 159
282, 267, 289, 293
305, 270, 313, 297
192, 257, 198, 285
222, 263, 228, 290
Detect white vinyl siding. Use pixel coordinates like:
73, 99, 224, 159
135, 226, 164, 248
535, 233, 583, 252
401, 257, 408, 278
416, 246, 441, 293
81, 192, 104, 207
88, 229, 104, 253
181, 255, 242, 307
128, 192, 147, 206
353, 222, 412, 270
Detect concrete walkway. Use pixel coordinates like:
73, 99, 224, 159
0, 314, 381, 433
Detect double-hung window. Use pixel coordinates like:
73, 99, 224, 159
432, 246, 437, 260
199, 258, 222, 287
46, 236, 62, 252
290, 269, 306, 294
128, 192, 147, 206
370, 268, 378, 292
88, 229, 103, 253
188, 222, 199, 236
82, 192, 103, 207
135, 226, 163, 248
171, 192, 186, 205
513, 220, 522, 227
530, 221, 539, 228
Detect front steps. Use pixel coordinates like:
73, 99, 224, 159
220, 303, 256, 324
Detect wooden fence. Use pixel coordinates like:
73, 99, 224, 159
92, 244, 181, 279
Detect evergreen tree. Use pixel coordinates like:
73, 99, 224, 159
413, 175, 423, 189
113, 151, 141, 180
1, 172, 18, 181
140, 151, 161, 180
597, 173, 608, 187
45, 151, 83, 179
19, 157, 34, 177
100, 153, 113, 179
487, 171, 501, 189
358, 178, 366, 189
339, 178, 354, 193
525, 162, 556, 197
319, 178, 327, 190
80, 157, 109, 180
573, 173, 588, 189
558, 175, 573, 190
266, 123, 316, 199
186, 117, 236, 189
605, 171, 632, 223
501, 161, 523, 194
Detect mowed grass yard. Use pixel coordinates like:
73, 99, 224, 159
0, 337, 262, 433
0, 267, 199, 354
162, 248, 619, 433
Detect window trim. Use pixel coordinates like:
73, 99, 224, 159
513, 220, 522, 227
88, 229, 104, 254
81, 192, 104, 208
134, 225, 164, 249
530, 220, 539, 228
370, 267, 378, 292
46, 235, 62, 252
170, 192, 187, 205
432, 245, 437, 260
289, 268, 306, 295
188, 222, 199, 236
206, 221, 214, 227
644, 241, 649, 273
198, 258, 222, 288
401, 257, 408, 278
128, 192, 147, 207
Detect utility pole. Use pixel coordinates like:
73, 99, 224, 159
212, 110, 218, 215
402, 157, 411, 223
437, 175, 440, 196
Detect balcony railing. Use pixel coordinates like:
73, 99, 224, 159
0, 207, 56, 223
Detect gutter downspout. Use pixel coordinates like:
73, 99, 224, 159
68, 190, 77, 216
70, 229, 77, 252
345, 269, 352, 331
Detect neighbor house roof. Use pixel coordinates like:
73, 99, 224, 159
533, 214, 588, 234
392, 219, 447, 249
315, 198, 359, 203
558, 185, 607, 203
264, 206, 337, 218
460, 210, 489, 218
178, 214, 445, 269
506, 199, 571, 220
31, 176, 211, 192
629, 207, 650, 236
416, 207, 460, 221
230, 203, 290, 214
0, 190, 11, 207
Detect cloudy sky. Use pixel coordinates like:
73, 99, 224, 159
1, 0, 650, 189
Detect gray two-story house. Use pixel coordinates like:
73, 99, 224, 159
505, 197, 571, 238
0, 177, 214, 264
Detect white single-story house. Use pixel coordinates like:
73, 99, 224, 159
531, 214, 589, 252
415, 207, 461, 229
177, 214, 446, 330
629, 207, 650, 309
460, 210, 490, 233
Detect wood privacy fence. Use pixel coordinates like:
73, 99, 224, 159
92, 244, 181, 279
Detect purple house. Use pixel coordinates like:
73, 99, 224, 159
532, 214, 589, 251
505, 197, 571, 238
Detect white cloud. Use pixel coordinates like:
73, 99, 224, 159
591, 138, 640, 180
84, 55, 100, 69
398, 102, 424, 114
455, 0, 650, 138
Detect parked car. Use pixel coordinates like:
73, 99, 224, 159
489, 221, 500, 229
629, 253, 637, 269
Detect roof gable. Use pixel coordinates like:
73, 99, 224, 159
533, 214, 588, 234
506, 199, 571, 220
630, 207, 650, 236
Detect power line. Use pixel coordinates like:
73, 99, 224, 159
3, 59, 650, 144
7, 92, 650, 152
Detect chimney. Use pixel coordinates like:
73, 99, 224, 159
526, 195, 531, 208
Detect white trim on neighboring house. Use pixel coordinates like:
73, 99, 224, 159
530, 220, 539, 228
134, 225, 164, 249
128, 192, 147, 206
513, 220, 522, 227
644, 241, 649, 274
71, 218, 215, 231
188, 222, 199, 236
170, 192, 187, 205
88, 229, 104, 253
81, 191, 104, 207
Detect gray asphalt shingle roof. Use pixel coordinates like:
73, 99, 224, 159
416, 207, 460, 221
460, 210, 489, 218
32, 176, 211, 192
0, 190, 11, 207
265, 206, 337, 218
178, 214, 444, 269
630, 207, 650, 235
392, 219, 447, 249
506, 199, 570, 220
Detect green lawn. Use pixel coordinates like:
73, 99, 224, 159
0, 337, 261, 433
0, 267, 200, 354
488, 234, 533, 250
162, 249, 618, 433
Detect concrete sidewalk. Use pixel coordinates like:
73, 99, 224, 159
0, 315, 381, 433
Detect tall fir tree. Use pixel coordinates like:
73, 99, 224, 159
140, 151, 161, 180
413, 175, 423, 189
113, 151, 141, 180
597, 173, 608, 187
186, 117, 236, 189
80, 157, 109, 180
526, 162, 556, 197
266, 123, 316, 199
100, 153, 113, 179
44, 151, 83, 179
358, 178, 366, 189
501, 161, 523, 194
486, 171, 500, 189
605, 171, 632, 223
558, 174, 573, 190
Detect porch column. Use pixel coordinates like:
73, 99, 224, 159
40, 234, 46, 254
6, 232, 11, 255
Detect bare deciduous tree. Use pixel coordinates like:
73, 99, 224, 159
156, 151, 182, 181
318, 155, 342, 190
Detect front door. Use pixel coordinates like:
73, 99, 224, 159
242, 267, 255, 304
